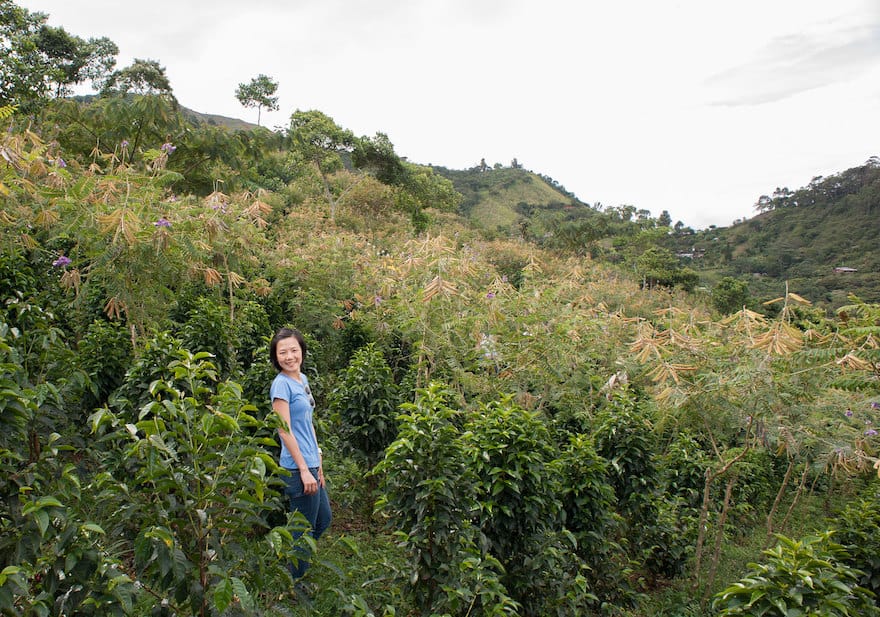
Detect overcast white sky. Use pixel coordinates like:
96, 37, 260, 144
20, 0, 880, 229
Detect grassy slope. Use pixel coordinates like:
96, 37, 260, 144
181, 106, 260, 131
434, 166, 581, 233
665, 163, 880, 307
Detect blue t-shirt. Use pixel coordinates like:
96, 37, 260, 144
270, 372, 319, 470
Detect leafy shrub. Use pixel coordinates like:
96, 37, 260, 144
593, 392, 690, 579
727, 447, 785, 528
374, 383, 517, 615
659, 431, 710, 510
76, 318, 132, 408
178, 296, 235, 374
592, 391, 659, 522
0, 323, 135, 615
712, 277, 750, 315
89, 349, 299, 616
229, 299, 271, 372
330, 342, 400, 466
557, 433, 637, 610
833, 486, 880, 600
713, 532, 880, 616
467, 396, 593, 615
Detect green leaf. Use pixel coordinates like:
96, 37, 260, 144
0, 566, 22, 586
212, 577, 233, 612
81, 523, 106, 534
34, 509, 50, 536
231, 577, 253, 610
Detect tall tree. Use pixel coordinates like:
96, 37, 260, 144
35, 25, 117, 97
0, 0, 117, 109
234, 74, 278, 126
101, 58, 174, 99
658, 209, 672, 228
289, 109, 355, 219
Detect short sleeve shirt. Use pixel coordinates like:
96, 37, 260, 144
270, 372, 319, 470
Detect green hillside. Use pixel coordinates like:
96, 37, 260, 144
181, 105, 260, 131
664, 161, 880, 307
433, 165, 584, 234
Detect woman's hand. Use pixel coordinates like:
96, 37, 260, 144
301, 469, 318, 495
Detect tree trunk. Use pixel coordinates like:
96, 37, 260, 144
764, 458, 794, 547
702, 475, 736, 607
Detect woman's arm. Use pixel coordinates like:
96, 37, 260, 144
312, 423, 325, 488
272, 398, 318, 495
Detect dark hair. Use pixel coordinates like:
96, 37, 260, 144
269, 328, 307, 371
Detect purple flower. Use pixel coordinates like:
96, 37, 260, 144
153, 218, 171, 228
52, 255, 72, 268
121, 140, 129, 148
486, 292, 496, 299
160, 142, 176, 154
55, 157, 66, 168
374, 295, 383, 306
871, 402, 880, 410
845, 409, 854, 417
865, 429, 878, 437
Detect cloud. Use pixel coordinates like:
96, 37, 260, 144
705, 17, 880, 106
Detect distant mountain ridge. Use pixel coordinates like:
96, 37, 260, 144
432, 164, 589, 235
180, 106, 259, 131
665, 160, 880, 306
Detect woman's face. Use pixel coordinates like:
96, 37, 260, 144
275, 336, 303, 375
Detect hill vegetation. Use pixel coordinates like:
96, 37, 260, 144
1, 3, 880, 616
440, 158, 880, 311
664, 161, 880, 308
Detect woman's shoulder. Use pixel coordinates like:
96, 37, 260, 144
273, 372, 307, 390
270, 372, 295, 394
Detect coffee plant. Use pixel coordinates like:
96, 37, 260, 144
88, 349, 301, 615
374, 383, 517, 616
713, 532, 880, 616
0, 322, 135, 615
330, 342, 400, 466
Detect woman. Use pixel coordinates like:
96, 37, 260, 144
269, 327, 331, 580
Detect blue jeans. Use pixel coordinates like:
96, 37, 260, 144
282, 467, 332, 579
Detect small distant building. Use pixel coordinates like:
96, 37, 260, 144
833, 267, 858, 274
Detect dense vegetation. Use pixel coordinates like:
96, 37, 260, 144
665, 162, 880, 309
441, 159, 880, 312
2, 3, 880, 616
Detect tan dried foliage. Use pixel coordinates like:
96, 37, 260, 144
227, 270, 246, 289
203, 267, 223, 286
97, 207, 138, 245
249, 278, 272, 297
245, 200, 272, 228
835, 352, 871, 371
60, 269, 81, 294
647, 361, 697, 385
205, 190, 229, 210
422, 275, 459, 302
20, 234, 38, 250
103, 296, 126, 320
152, 228, 171, 252
34, 208, 60, 228
751, 321, 804, 356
